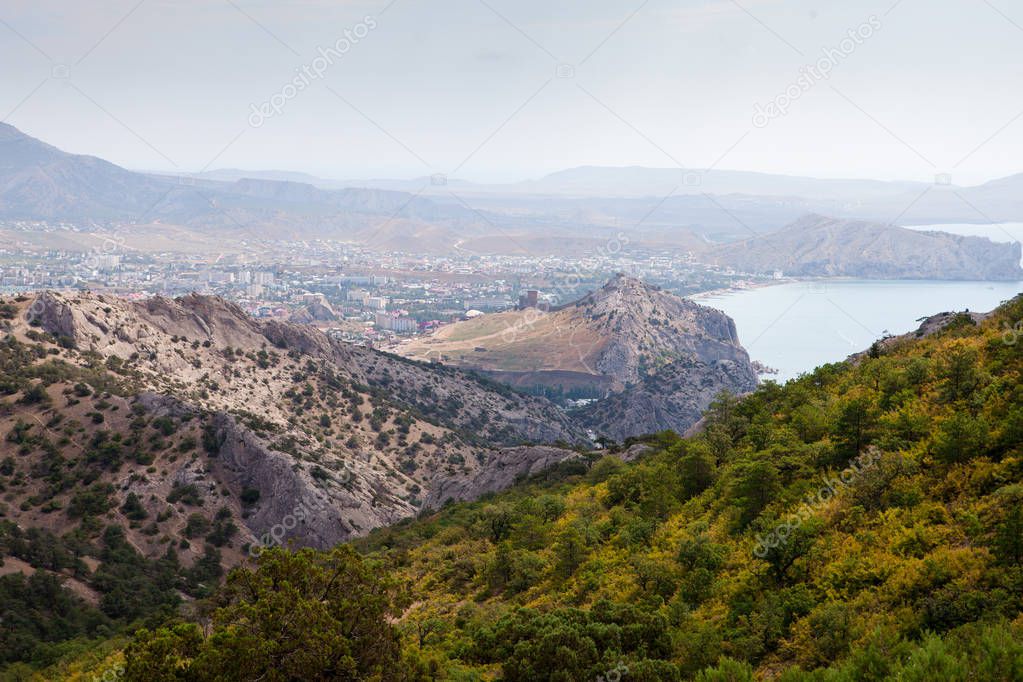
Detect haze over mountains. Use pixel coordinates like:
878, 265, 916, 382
706, 214, 1023, 280
2, 123, 1022, 277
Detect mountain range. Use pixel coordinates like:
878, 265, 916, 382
0, 276, 753, 564
0, 122, 471, 236
4, 123, 1023, 270
7, 284, 1023, 678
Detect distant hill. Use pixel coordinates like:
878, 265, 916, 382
703, 214, 1023, 280
0, 124, 467, 234
186, 168, 342, 187
398, 274, 758, 438
0, 122, 184, 220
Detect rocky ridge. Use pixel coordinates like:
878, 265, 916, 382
399, 274, 759, 438
6, 291, 587, 558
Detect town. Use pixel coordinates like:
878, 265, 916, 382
0, 225, 779, 347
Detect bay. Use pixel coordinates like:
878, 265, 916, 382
695, 279, 1023, 383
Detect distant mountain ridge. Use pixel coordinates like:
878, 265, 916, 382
703, 214, 1023, 280
5, 123, 1023, 263
0, 123, 465, 230
0, 122, 176, 220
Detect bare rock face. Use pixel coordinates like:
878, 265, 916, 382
396, 274, 758, 441
27, 291, 84, 339
568, 275, 758, 440
423, 446, 585, 508
290, 302, 338, 324
619, 443, 654, 462
577, 355, 757, 442
573, 274, 751, 390
207, 412, 403, 548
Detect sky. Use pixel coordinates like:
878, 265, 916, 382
1, 0, 1022, 185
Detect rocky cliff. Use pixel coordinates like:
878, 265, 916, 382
399, 274, 758, 439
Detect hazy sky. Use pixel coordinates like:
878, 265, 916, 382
2, 0, 1022, 184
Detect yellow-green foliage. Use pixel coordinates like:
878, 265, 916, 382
356, 296, 1023, 679
42, 296, 1023, 680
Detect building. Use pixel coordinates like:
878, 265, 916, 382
518, 289, 539, 309
374, 312, 417, 333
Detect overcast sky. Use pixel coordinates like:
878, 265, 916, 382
2, 0, 1022, 184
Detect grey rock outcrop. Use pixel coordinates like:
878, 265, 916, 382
423, 446, 584, 508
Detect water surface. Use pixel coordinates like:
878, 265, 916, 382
696, 279, 1023, 382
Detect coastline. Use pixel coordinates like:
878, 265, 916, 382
687, 278, 796, 302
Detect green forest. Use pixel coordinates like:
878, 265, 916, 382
8, 294, 1023, 680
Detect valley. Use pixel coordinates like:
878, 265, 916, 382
5, 2, 1023, 678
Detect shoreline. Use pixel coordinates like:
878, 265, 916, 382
687, 278, 796, 302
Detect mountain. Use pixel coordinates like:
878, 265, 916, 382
186, 168, 343, 187
398, 274, 758, 438
19, 290, 1023, 680
0, 122, 181, 220
351, 167, 1023, 240
1, 289, 591, 562
0, 124, 470, 234
7, 123, 1023, 262
704, 214, 1023, 280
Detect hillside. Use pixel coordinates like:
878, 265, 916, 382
0, 288, 608, 671
0, 122, 182, 220
352, 293, 1023, 679
30, 287, 1023, 681
398, 275, 758, 438
704, 214, 1023, 280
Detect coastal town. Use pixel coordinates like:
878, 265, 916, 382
0, 225, 781, 346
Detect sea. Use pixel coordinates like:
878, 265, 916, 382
694, 223, 1023, 382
